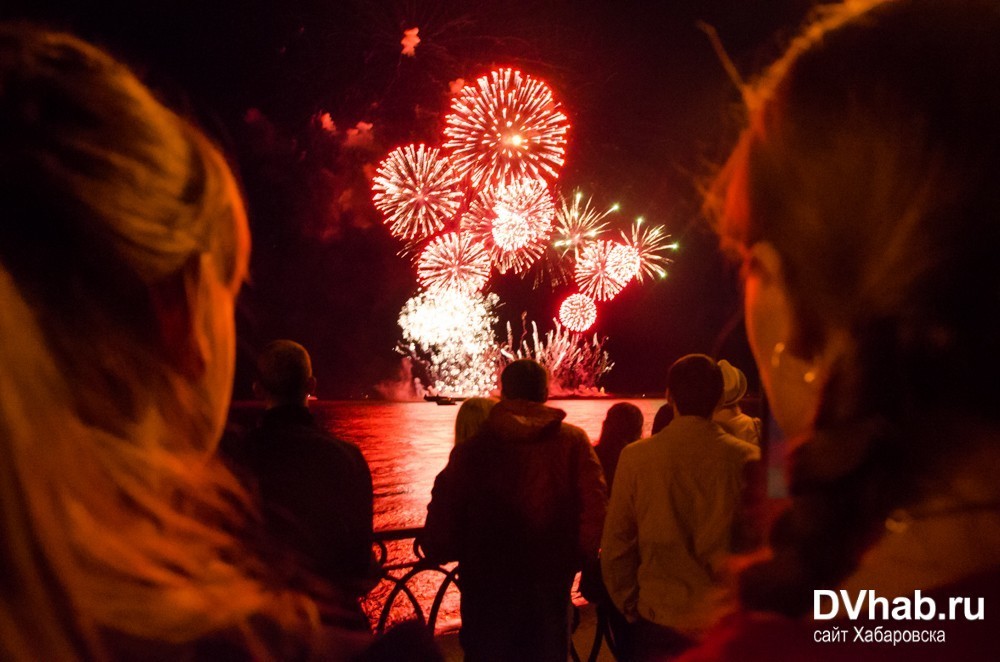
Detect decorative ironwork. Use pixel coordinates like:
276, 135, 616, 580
368, 526, 460, 634
367, 527, 616, 660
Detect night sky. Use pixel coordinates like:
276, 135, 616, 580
3, 0, 818, 399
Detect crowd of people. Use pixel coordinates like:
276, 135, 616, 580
2, 0, 1000, 659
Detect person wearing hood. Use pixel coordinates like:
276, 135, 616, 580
713, 360, 762, 447
423, 359, 608, 661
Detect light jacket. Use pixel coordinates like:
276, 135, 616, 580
601, 415, 759, 635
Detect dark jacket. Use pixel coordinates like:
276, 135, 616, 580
241, 404, 375, 598
422, 399, 607, 583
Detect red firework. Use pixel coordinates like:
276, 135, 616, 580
463, 177, 555, 274
443, 68, 570, 188
416, 232, 491, 293
372, 144, 464, 242
559, 293, 597, 333
574, 240, 630, 301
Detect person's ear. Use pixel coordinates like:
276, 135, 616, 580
306, 376, 317, 397
744, 241, 795, 357
149, 257, 207, 382
745, 242, 837, 439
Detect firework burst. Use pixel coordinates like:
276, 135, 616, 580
502, 319, 612, 394
443, 68, 570, 188
399, 289, 500, 396
574, 240, 629, 301
416, 232, 490, 294
606, 243, 641, 284
559, 293, 598, 333
372, 144, 464, 243
618, 219, 678, 282
463, 177, 555, 274
553, 191, 617, 259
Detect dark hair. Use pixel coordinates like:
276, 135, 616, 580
598, 403, 644, 449
651, 403, 674, 434
257, 340, 313, 402
595, 402, 644, 489
501, 359, 549, 403
708, 0, 1000, 616
667, 354, 722, 418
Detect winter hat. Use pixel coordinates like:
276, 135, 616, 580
718, 359, 747, 406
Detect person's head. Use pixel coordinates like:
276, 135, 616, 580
709, 0, 1000, 440
0, 25, 311, 658
500, 359, 549, 403
666, 354, 723, 418
598, 402, 644, 448
707, 0, 1000, 617
454, 396, 498, 445
718, 360, 748, 409
254, 340, 317, 407
651, 403, 674, 434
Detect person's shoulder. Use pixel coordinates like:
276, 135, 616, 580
559, 421, 590, 445
326, 433, 362, 455
717, 426, 761, 461
617, 434, 656, 463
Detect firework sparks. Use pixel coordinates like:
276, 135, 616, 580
399, 289, 499, 396
443, 68, 570, 188
559, 293, 598, 332
372, 144, 464, 243
618, 218, 677, 282
606, 243, 641, 284
574, 239, 629, 301
503, 319, 612, 394
464, 177, 555, 274
416, 232, 491, 294
553, 190, 617, 258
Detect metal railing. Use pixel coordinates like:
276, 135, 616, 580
368, 526, 460, 634
367, 527, 617, 661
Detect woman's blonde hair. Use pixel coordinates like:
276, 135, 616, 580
454, 397, 498, 445
0, 25, 318, 658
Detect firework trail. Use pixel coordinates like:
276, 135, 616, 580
416, 232, 491, 294
463, 176, 555, 274
372, 144, 464, 243
559, 293, 598, 332
443, 68, 569, 188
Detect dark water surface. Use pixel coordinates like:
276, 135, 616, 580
310, 398, 668, 532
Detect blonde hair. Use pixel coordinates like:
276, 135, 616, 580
0, 26, 318, 658
454, 397, 498, 445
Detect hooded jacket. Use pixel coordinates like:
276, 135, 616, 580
423, 399, 607, 583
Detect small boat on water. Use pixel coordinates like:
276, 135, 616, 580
423, 395, 459, 406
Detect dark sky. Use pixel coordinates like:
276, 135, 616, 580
3, 0, 818, 398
